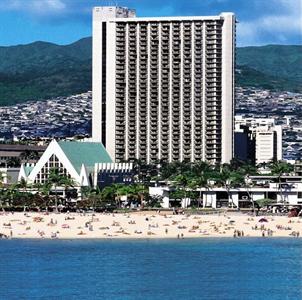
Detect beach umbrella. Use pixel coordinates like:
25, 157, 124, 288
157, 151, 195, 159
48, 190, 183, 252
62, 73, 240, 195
259, 218, 268, 223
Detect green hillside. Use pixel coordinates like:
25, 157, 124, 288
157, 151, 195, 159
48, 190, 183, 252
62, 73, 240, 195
237, 45, 302, 82
0, 37, 92, 106
236, 65, 302, 92
0, 38, 301, 106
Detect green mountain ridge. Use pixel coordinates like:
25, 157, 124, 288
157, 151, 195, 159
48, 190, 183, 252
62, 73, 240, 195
237, 44, 302, 82
0, 37, 301, 106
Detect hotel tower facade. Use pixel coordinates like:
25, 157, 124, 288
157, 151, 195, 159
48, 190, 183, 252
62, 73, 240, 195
92, 6, 235, 164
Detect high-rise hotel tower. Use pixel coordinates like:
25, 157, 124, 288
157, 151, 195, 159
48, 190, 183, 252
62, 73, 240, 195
92, 6, 235, 164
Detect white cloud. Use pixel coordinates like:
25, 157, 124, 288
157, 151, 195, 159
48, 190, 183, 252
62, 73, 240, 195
237, 0, 302, 46
0, 0, 66, 14
32, 0, 66, 12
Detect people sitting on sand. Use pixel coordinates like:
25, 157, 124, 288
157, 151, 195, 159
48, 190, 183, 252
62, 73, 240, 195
233, 230, 244, 238
47, 220, 56, 226
290, 231, 300, 237
51, 232, 57, 239
33, 217, 43, 222
0, 233, 8, 239
37, 230, 45, 237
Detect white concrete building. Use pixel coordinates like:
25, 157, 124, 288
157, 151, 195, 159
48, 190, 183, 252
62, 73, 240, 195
255, 125, 282, 164
151, 175, 302, 209
235, 116, 282, 164
92, 6, 236, 164
0, 167, 20, 185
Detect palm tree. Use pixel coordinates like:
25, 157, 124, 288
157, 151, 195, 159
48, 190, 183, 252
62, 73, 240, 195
269, 161, 294, 203
188, 176, 209, 208
190, 161, 214, 208
239, 164, 258, 214
171, 173, 190, 207
81, 186, 103, 211
0, 171, 5, 211
100, 185, 118, 208
18, 178, 29, 193
47, 168, 69, 212
60, 176, 75, 203
214, 164, 245, 209
20, 150, 40, 163
17, 178, 31, 211
132, 184, 148, 207
114, 184, 133, 208
6, 157, 21, 167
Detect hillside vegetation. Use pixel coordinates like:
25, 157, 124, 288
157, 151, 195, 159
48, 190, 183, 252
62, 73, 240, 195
0, 37, 301, 106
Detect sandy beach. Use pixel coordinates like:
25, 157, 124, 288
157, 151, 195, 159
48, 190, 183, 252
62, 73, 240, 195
0, 211, 301, 239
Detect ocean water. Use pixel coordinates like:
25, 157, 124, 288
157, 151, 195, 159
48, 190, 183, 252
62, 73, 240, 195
0, 238, 301, 300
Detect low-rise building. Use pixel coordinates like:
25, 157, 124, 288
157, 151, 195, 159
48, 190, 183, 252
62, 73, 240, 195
0, 143, 46, 167
19, 140, 133, 198
0, 167, 20, 184
151, 175, 302, 209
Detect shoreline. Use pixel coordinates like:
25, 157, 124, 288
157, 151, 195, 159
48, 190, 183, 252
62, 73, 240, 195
1, 212, 301, 240
2, 235, 302, 240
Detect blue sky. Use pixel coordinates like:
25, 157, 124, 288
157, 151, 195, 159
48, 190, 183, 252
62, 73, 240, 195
0, 0, 301, 47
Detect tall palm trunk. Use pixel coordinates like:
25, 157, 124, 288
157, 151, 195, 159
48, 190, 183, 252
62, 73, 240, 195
54, 184, 58, 213
278, 175, 284, 203
246, 183, 255, 216
225, 184, 234, 208
0, 199, 4, 212
198, 189, 202, 209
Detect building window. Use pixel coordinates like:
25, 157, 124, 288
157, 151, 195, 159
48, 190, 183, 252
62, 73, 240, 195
34, 154, 70, 184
